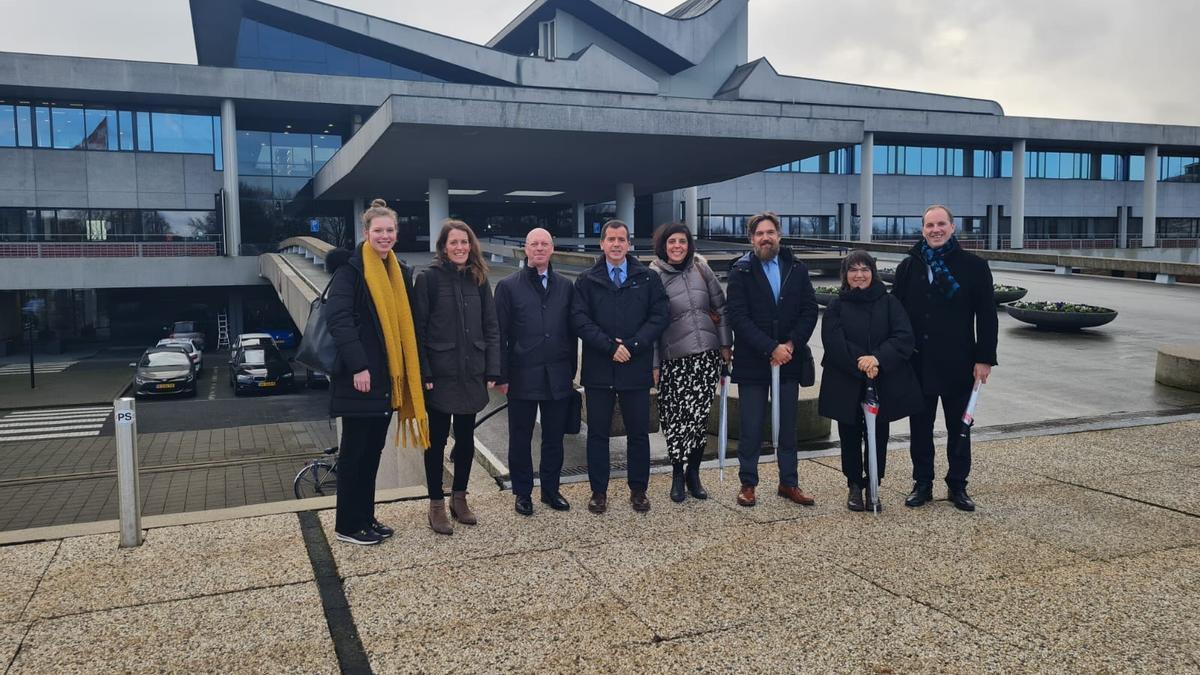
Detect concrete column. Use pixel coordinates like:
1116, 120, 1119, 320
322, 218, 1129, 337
353, 198, 365, 245
858, 132, 874, 242
575, 201, 586, 238
1118, 205, 1129, 248
220, 99, 241, 257
428, 178, 449, 253
838, 202, 852, 240
1010, 139, 1026, 250
616, 182, 635, 237
228, 289, 244, 339
988, 204, 1000, 250
684, 186, 699, 235
1142, 145, 1158, 247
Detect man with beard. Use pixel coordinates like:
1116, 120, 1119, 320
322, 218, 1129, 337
495, 228, 576, 516
892, 204, 997, 512
725, 212, 819, 507
572, 220, 669, 514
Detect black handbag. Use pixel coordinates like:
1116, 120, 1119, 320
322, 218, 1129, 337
295, 279, 337, 373
564, 387, 583, 435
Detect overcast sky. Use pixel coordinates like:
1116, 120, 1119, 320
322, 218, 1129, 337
1, 0, 1196, 126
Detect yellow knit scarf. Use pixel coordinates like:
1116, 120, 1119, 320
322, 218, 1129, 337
360, 243, 430, 449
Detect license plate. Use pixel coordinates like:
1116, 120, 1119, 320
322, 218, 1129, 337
156, 383, 175, 390
258, 381, 276, 388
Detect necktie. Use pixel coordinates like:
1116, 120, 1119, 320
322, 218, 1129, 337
611, 267, 623, 287
539, 274, 547, 289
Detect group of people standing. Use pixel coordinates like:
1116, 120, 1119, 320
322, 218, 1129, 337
323, 199, 997, 546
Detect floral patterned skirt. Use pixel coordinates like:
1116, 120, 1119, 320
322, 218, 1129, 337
658, 349, 723, 464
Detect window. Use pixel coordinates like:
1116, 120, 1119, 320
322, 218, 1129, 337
35, 107, 51, 148
312, 134, 341, 172
143, 210, 220, 239
270, 132, 312, 176
118, 111, 134, 151
15, 105, 33, 147
83, 109, 118, 151
0, 208, 38, 241
51, 107, 85, 149
150, 112, 214, 154
136, 112, 152, 151
237, 131, 273, 176
0, 105, 14, 147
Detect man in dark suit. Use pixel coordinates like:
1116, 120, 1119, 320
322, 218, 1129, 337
495, 228, 577, 516
571, 220, 669, 514
892, 204, 998, 512
725, 212, 819, 508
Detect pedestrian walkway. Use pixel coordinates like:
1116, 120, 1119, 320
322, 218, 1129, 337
0, 360, 76, 376
1, 421, 1197, 672
0, 406, 111, 443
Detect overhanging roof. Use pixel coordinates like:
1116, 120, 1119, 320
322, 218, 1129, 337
313, 92, 863, 203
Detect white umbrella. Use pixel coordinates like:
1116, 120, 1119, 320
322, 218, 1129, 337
862, 382, 881, 514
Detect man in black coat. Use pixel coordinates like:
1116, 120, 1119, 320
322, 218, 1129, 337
725, 212, 819, 508
495, 228, 577, 516
571, 220, 669, 514
892, 204, 998, 512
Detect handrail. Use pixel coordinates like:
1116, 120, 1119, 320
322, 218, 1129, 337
277, 236, 335, 260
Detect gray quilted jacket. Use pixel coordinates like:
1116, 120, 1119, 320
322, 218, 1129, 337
649, 255, 732, 367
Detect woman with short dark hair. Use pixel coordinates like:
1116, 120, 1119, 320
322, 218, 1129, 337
818, 250, 922, 511
414, 219, 500, 534
649, 222, 731, 503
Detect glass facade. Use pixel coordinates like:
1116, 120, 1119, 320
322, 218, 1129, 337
0, 207, 219, 242
235, 19, 443, 83
0, 99, 221, 167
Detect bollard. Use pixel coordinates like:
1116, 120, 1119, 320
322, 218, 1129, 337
114, 397, 142, 548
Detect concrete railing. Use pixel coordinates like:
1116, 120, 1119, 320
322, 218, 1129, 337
277, 236, 335, 263
788, 238, 1200, 283
259, 253, 321, 337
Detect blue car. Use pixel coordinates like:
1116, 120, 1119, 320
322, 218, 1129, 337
266, 329, 297, 349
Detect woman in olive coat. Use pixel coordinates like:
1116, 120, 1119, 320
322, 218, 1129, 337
414, 220, 500, 534
819, 250, 923, 511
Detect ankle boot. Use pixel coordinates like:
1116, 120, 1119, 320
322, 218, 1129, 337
670, 464, 686, 503
428, 499, 453, 535
685, 456, 708, 500
449, 490, 478, 525
847, 486, 865, 512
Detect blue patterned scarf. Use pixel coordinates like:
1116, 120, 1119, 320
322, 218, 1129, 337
920, 236, 961, 299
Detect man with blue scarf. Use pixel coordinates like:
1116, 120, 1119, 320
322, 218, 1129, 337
892, 204, 998, 511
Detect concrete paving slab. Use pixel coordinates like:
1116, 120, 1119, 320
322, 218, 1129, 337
0, 623, 29, 671
706, 459, 859, 524
323, 472, 747, 580
24, 514, 312, 620
343, 549, 655, 673
10, 582, 338, 674
975, 484, 1200, 561
984, 431, 1182, 485
0, 541, 57, 623
917, 546, 1200, 673
1080, 466, 1200, 516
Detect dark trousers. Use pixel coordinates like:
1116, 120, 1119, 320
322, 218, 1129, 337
908, 388, 973, 489
737, 380, 800, 488
335, 413, 392, 534
838, 415, 889, 488
507, 397, 568, 498
585, 387, 650, 494
425, 409, 476, 499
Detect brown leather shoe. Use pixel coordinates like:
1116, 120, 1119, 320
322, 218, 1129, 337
587, 492, 608, 514
737, 485, 756, 507
630, 489, 651, 513
777, 484, 816, 506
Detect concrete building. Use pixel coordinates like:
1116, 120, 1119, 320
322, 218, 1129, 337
1, 0, 1197, 350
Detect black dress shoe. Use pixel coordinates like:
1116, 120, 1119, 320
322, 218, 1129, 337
630, 489, 651, 513
514, 495, 534, 516
587, 492, 607, 514
847, 486, 865, 512
670, 466, 686, 503
540, 493, 570, 511
370, 519, 394, 539
905, 482, 934, 508
950, 488, 976, 512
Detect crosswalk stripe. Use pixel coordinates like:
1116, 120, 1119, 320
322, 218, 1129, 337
1, 411, 112, 421
3, 406, 113, 417
0, 422, 105, 433
0, 418, 108, 429
0, 430, 104, 442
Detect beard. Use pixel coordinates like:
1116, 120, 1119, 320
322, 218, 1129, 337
753, 240, 779, 261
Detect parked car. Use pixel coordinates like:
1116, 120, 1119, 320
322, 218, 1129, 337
265, 328, 297, 349
168, 321, 206, 351
156, 338, 202, 376
233, 332, 275, 349
229, 344, 294, 395
132, 348, 197, 398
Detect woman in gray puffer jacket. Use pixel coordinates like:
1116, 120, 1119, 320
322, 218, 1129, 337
649, 222, 732, 504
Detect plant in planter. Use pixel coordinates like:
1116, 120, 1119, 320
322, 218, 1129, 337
877, 267, 897, 283
814, 286, 840, 307
992, 284, 1028, 305
1005, 300, 1118, 330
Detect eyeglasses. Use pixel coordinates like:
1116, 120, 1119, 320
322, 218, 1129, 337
847, 267, 872, 274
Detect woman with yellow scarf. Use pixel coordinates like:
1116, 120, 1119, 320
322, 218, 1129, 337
325, 199, 429, 546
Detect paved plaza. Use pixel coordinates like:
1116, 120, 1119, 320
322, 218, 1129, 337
2, 420, 1198, 672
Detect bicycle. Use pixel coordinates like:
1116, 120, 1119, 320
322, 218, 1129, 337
293, 445, 339, 499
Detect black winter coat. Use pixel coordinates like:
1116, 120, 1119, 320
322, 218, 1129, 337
325, 246, 422, 418
725, 247, 819, 385
414, 261, 501, 415
818, 281, 924, 423
892, 241, 999, 396
494, 265, 577, 401
571, 255, 669, 390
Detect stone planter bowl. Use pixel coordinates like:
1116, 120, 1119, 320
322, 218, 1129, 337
878, 267, 896, 283
814, 288, 839, 307
993, 286, 1028, 305
1005, 305, 1117, 330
